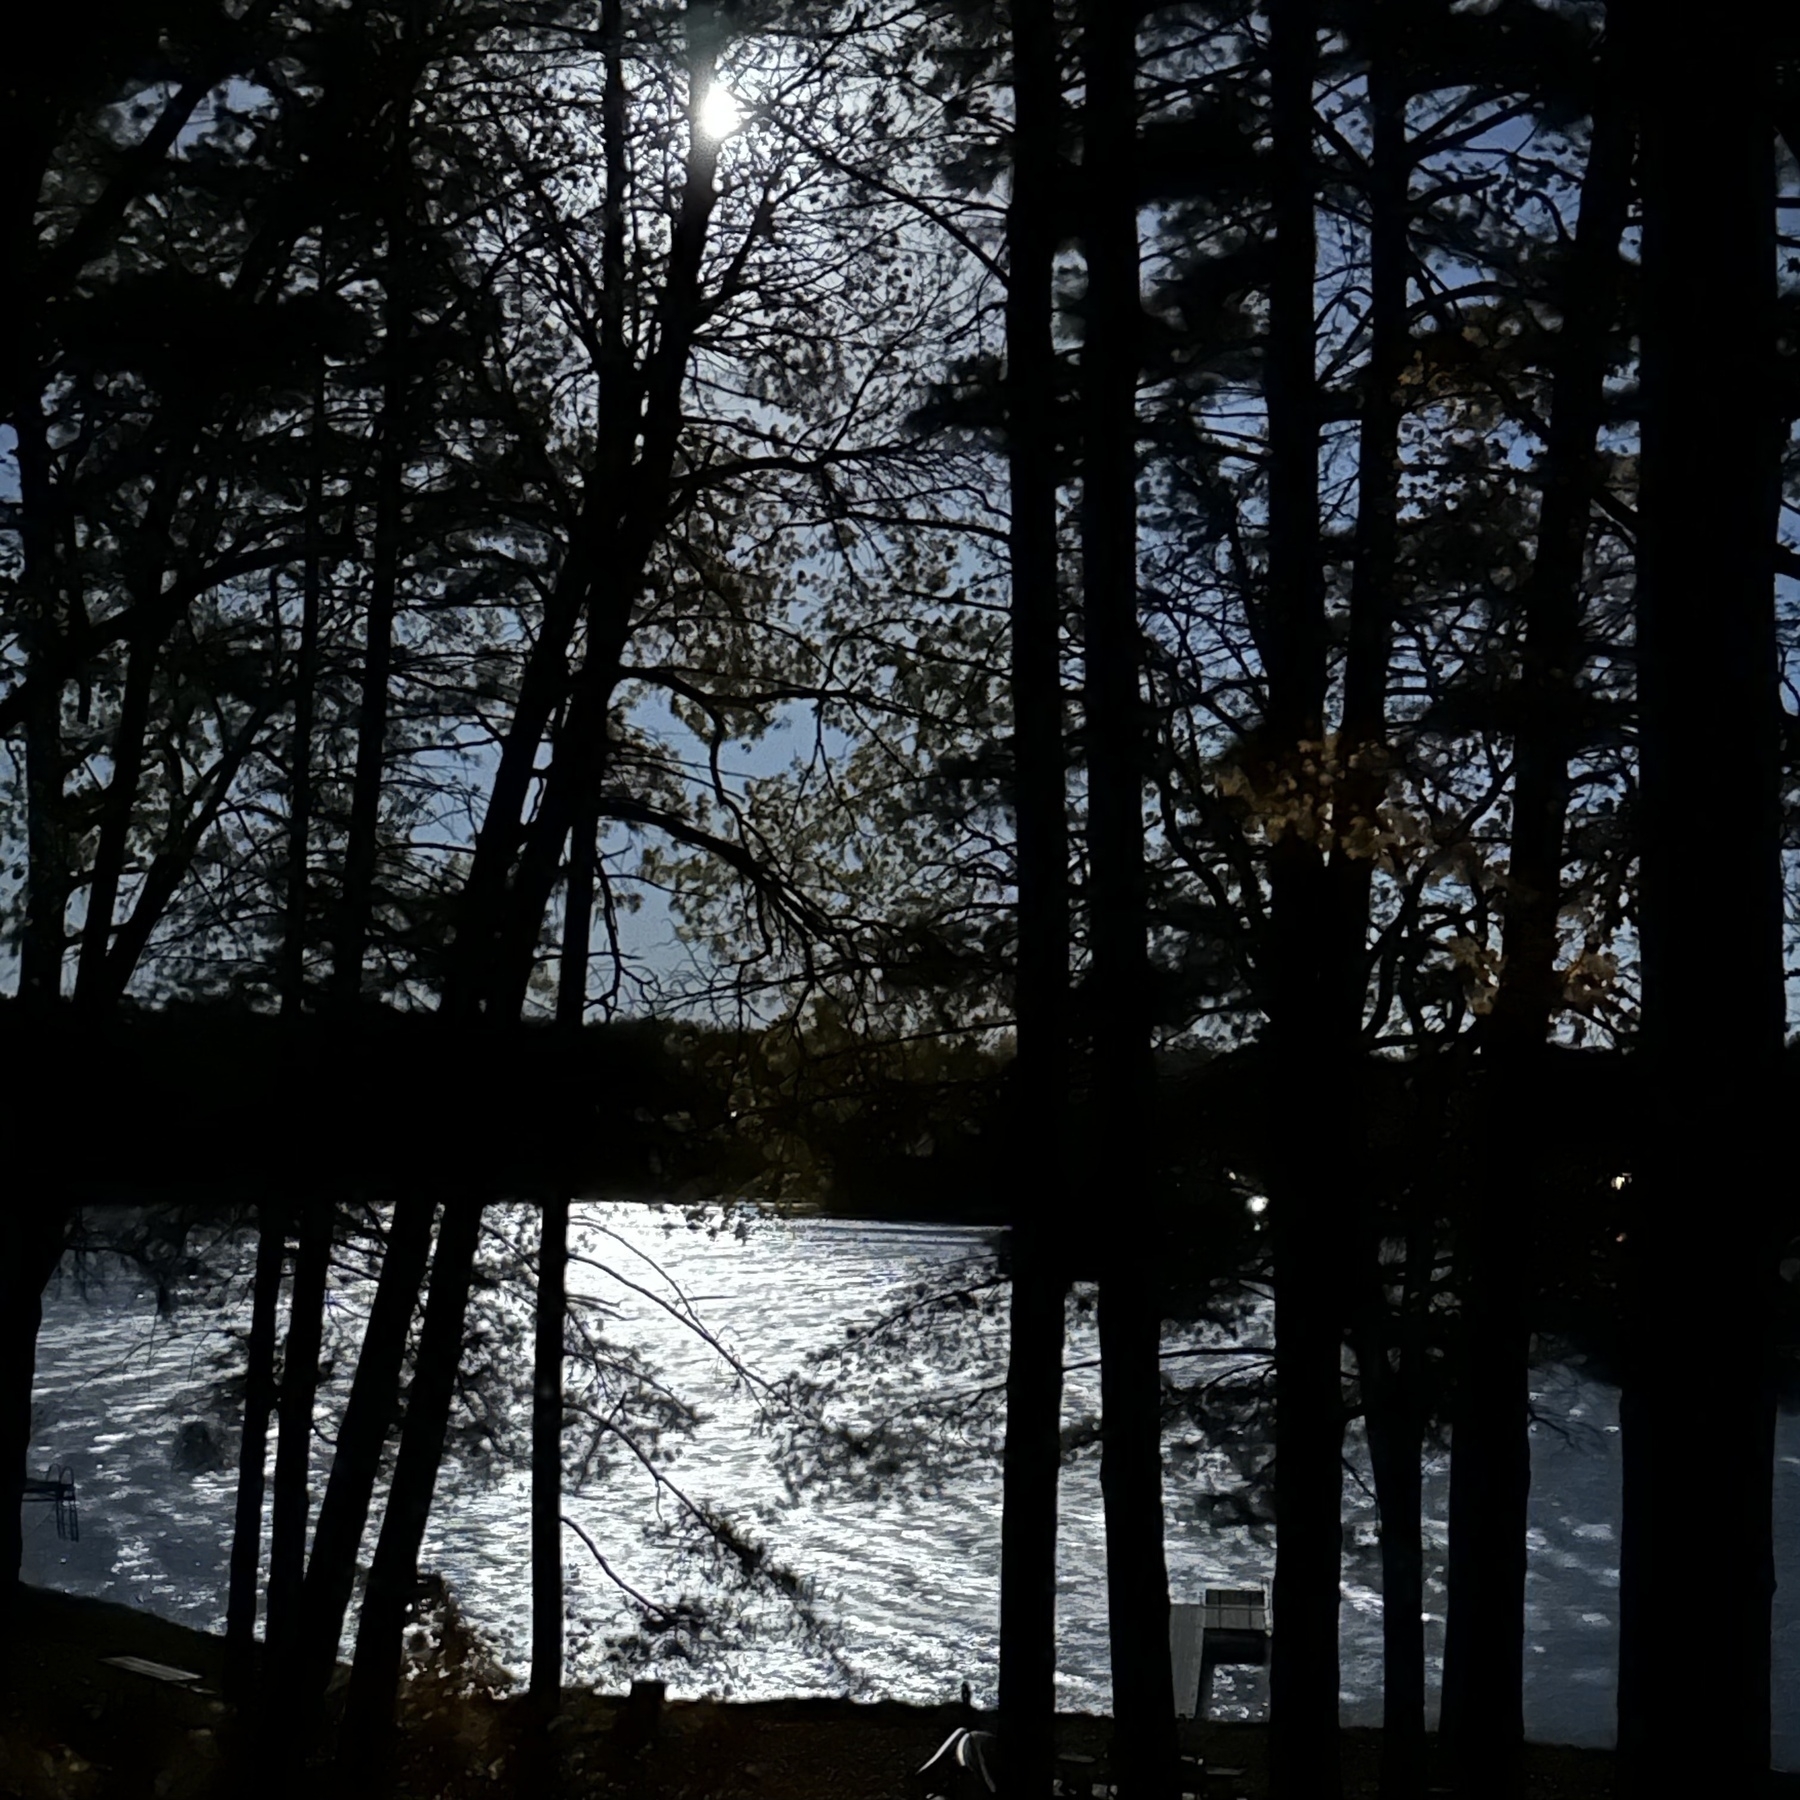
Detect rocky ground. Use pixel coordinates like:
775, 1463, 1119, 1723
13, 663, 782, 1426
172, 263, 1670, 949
0, 1586, 1783, 1799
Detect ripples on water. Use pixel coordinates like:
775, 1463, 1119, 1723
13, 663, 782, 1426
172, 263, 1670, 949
23, 1204, 1800, 1765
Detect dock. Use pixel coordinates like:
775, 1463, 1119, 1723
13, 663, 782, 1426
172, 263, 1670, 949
1170, 1584, 1271, 1720
19, 1465, 78, 1541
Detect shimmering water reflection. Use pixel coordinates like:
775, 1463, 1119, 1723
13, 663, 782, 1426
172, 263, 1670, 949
22, 1205, 1800, 1766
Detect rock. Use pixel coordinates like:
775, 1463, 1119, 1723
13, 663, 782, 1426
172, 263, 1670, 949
171, 1421, 225, 1474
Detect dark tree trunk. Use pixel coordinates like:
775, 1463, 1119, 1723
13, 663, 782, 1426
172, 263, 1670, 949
555, 810, 598, 1031
1079, 6, 1176, 1796
1441, 1195, 1528, 1785
333, 44, 415, 1008
13, 391, 70, 1016
73, 630, 159, 1007
1327, 18, 1412, 1788
72, 435, 193, 1012
339, 1199, 485, 1766
289, 1196, 436, 1712
1618, 12, 1781, 1793
999, 1236, 1065, 1800
1359, 1211, 1428, 1800
1353, 1232, 1425, 1800
529, 1197, 569, 1710
224, 1201, 290, 1702
279, 354, 328, 1017
997, 1, 1071, 1794
1262, 4, 1343, 1796
266, 1200, 332, 1660
1439, 39, 1633, 1797
1356, 1320, 1424, 1800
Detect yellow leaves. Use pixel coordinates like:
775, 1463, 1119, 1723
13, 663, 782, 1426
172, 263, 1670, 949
1211, 732, 1426, 870
1559, 948, 1620, 1012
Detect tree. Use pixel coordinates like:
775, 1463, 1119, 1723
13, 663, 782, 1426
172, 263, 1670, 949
1079, 3, 1180, 1795
1258, 4, 1345, 1794
224, 1200, 288, 1703
1617, 10, 1784, 1792
996, 5, 1075, 1797
1438, 18, 1633, 1796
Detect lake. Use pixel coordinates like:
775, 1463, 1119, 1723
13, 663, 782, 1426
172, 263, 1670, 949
22, 1203, 1800, 1766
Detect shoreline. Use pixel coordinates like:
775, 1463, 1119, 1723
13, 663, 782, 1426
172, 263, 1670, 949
13, 1587, 1798, 1797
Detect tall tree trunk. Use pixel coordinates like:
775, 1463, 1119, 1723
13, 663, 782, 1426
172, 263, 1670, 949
72, 435, 193, 1011
225, 1202, 290, 1703
555, 808, 598, 1031
997, 1, 1071, 1795
530, 779, 592, 1709
288, 1196, 436, 1712
13, 390, 71, 1016
529, 1197, 569, 1710
339, 1199, 485, 1767
333, 35, 415, 1008
1331, 19, 1414, 1790
1353, 1249, 1424, 1800
1618, 13, 1781, 1793
1440, 33, 1632, 1799
266, 1200, 332, 1660
280, 354, 328, 1017
1263, 4, 1343, 1796
1080, 7, 1176, 1796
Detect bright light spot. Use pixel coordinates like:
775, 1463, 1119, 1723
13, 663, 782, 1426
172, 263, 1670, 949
1247, 1195, 1269, 1215
1609, 1173, 1629, 1191
698, 84, 741, 140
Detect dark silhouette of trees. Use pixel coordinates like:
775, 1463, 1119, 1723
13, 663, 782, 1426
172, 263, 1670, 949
1439, 19, 1634, 1797
996, 3, 1074, 1798
4, 3, 1800, 1793
1617, 8, 1785, 1792
1079, 3, 1180, 1795
1259, 4, 1345, 1796
224, 1200, 288, 1702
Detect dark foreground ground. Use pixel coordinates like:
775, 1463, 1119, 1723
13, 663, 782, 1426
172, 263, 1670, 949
2, 1587, 1790, 1800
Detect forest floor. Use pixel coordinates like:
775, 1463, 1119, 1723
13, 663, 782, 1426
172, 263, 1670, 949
2, 1586, 1792, 1800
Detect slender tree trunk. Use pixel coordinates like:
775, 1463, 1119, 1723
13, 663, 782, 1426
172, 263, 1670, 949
1080, 7, 1177, 1796
13, 391, 70, 1015
530, 777, 592, 1711
1356, 1314, 1423, 1800
333, 41, 415, 1008
339, 1199, 485, 1767
1354, 1226, 1425, 1800
289, 1196, 436, 1711
998, 2, 1071, 1794
1263, 5, 1343, 1796
555, 807, 598, 1032
529, 1197, 569, 1710
224, 1202, 290, 1702
72, 437, 193, 1011
1328, 21, 1413, 1789
280, 354, 328, 1016
266, 1200, 332, 1659
1618, 14, 1781, 1793
73, 630, 159, 1006
1441, 34, 1632, 1798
